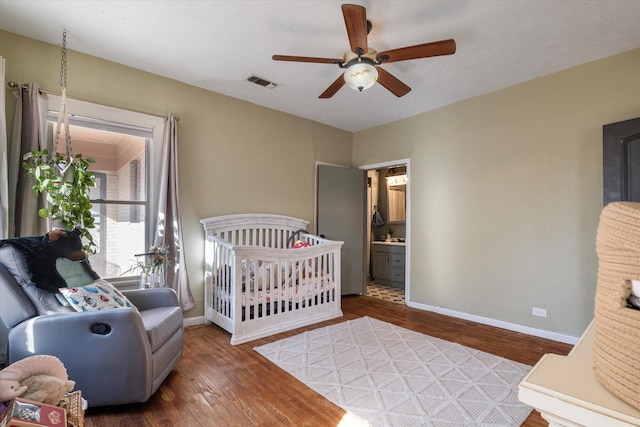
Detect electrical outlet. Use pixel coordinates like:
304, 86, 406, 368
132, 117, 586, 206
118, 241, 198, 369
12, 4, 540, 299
532, 307, 547, 318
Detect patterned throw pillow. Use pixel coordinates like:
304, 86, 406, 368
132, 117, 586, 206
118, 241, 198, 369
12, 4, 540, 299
59, 280, 136, 312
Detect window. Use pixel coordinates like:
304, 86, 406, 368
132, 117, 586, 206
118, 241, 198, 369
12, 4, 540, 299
46, 96, 165, 280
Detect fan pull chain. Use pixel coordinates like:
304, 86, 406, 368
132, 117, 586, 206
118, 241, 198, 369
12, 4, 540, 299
53, 29, 73, 162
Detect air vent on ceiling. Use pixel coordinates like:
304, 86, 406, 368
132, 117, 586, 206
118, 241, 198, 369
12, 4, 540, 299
247, 75, 278, 89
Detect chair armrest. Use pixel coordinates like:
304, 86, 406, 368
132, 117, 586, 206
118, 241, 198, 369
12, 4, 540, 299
123, 288, 180, 311
9, 309, 151, 361
8, 309, 154, 406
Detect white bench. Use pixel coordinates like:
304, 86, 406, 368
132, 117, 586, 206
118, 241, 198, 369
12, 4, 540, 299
518, 321, 640, 426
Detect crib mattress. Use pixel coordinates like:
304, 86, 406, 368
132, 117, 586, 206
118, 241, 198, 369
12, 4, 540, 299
217, 275, 335, 307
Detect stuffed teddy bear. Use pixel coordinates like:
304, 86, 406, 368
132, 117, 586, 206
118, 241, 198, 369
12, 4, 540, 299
0, 228, 98, 292
0, 355, 74, 405
46, 228, 87, 262
33, 228, 96, 291
20, 374, 75, 405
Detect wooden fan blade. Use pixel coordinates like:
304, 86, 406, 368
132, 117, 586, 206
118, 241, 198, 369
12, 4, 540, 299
377, 39, 456, 64
319, 75, 346, 98
376, 67, 411, 97
272, 55, 342, 64
342, 4, 368, 55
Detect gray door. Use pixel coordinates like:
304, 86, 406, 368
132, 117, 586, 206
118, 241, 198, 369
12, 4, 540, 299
603, 117, 640, 205
317, 164, 366, 295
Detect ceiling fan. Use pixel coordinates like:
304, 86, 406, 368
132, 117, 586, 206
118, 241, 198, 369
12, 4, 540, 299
272, 3, 456, 98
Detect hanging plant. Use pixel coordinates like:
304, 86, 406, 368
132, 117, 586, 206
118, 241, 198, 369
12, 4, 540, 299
20, 29, 98, 254
22, 150, 97, 253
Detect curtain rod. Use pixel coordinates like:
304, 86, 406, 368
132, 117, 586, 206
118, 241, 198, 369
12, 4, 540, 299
6, 81, 178, 121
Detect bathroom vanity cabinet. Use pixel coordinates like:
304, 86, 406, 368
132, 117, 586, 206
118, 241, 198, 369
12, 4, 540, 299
371, 242, 405, 289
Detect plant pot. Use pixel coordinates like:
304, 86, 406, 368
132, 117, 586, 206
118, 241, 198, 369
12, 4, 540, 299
58, 161, 76, 183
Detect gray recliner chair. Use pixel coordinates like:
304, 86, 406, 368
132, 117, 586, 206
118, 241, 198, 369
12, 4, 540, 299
0, 240, 184, 407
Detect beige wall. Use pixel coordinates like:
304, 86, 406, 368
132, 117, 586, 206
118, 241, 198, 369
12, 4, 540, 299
354, 48, 640, 337
1, 31, 353, 318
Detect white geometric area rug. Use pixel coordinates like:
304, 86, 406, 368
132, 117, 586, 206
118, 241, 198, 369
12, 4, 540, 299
254, 316, 533, 427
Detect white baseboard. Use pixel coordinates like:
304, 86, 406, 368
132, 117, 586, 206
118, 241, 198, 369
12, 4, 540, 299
407, 301, 579, 345
183, 315, 205, 328
183, 306, 579, 344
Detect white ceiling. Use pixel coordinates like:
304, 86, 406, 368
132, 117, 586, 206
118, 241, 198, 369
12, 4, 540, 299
1, 0, 640, 132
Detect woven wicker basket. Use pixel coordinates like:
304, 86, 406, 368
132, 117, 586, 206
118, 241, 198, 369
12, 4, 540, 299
594, 202, 640, 410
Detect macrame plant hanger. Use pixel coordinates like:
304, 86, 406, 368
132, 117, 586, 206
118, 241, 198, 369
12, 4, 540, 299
53, 29, 74, 176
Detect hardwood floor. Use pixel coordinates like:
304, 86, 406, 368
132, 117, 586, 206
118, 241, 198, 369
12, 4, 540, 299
84, 295, 573, 426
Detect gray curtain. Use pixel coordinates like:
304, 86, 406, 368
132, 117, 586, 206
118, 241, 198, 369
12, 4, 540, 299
155, 113, 195, 311
9, 83, 49, 237
0, 57, 7, 239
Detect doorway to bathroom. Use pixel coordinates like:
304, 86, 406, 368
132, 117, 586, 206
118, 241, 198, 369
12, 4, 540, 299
362, 159, 410, 305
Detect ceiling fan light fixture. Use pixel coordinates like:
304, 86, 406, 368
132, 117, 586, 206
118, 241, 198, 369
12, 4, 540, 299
272, 4, 456, 98
344, 59, 378, 92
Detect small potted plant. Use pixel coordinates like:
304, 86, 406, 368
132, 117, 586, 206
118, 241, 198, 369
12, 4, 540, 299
123, 245, 171, 288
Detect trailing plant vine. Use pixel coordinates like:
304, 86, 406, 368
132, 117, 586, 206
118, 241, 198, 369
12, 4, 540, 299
22, 149, 97, 253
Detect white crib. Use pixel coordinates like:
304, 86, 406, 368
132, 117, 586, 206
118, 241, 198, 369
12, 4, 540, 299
200, 213, 343, 345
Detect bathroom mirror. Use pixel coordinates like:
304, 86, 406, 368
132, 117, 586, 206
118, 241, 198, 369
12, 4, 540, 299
387, 184, 406, 223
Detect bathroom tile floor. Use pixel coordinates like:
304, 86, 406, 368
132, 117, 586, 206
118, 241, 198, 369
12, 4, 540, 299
366, 282, 405, 304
